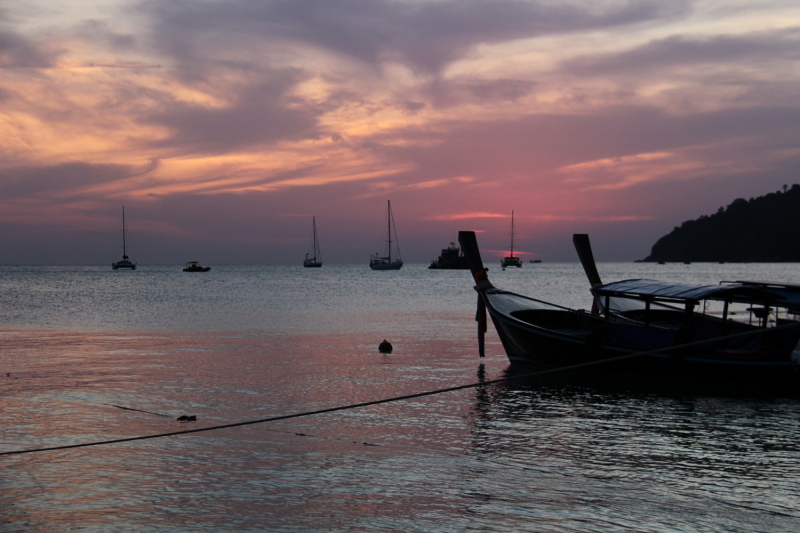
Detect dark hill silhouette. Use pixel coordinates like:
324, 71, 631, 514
643, 184, 800, 262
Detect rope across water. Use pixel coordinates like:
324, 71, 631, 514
2, 322, 799, 457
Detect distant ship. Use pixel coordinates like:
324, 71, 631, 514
112, 207, 137, 270
303, 216, 322, 268
370, 200, 403, 270
183, 261, 210, 272
500, 210, 522, 268
429, 242, 468, 270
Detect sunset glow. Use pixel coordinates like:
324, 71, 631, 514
3, 0, 799, 264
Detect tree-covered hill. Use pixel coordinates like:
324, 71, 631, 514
643, 184, 800, 262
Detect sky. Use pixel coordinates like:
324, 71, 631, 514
2, 0, 799, 265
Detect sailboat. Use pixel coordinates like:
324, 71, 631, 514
112, 206, 137, 270
500, 210, 522, 268
370, 200, 403, 270
303, 216, 322, 268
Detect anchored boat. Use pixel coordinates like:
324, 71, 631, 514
429, 242, 468, 270
500, 210, 522, 268
303, 216, 322, 268
370, 200, 403, 270
458, 230, 800, 392
112, 207, 137, 270
183, 261, 210, 272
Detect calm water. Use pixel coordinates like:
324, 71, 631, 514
2, 263, 800, 532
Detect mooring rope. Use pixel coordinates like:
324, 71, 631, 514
2, 322, 799, 457
105, 404, 171, 417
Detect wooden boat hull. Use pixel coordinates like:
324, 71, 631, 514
457, 230, 800, 394
483, 289, 800, 392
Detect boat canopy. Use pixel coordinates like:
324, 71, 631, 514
596, 279, 800, 309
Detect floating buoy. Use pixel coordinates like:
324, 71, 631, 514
378, 339, 393, 353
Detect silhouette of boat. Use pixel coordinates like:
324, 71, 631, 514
183, 261, 210, 272
370, 200, 403, 270
429, 242, 468, 269
303, 216, 322, 268
458, 230, 800, 392
500, 211, 522, 268
112, 207, 136, 270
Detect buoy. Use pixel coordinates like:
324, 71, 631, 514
378, 339, 393, 353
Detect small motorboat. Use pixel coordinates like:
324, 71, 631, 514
183, 261, 210, 272
458, 230, 800, 393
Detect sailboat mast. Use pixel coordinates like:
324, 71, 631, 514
122, 206, 127, 259
387, 200, 392, 263
510, 210, 514, 257
312, 216, 319, 260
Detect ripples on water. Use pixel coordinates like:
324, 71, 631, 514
1, 263, 799, 531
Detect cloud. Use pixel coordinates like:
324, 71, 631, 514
74, 20, 138, 52
142, 69, 324, 154
139, 0, 691, 75
0, 30, 56, 68
426, 212, 508, 221
373, 104, 800, 181
563, 28, 800, 77
3, 0, 800, 263
423, 77, 538, 108
0, 160, 158, 199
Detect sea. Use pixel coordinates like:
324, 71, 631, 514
1, 262, 799, 532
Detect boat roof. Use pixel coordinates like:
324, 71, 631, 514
596, 279, 800, 308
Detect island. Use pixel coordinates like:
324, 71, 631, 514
642, 184, 800, 262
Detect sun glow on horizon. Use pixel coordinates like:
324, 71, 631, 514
2, 0, 799, 263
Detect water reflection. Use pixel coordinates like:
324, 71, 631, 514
3, 263, 800, 531
466, 371, 800, 520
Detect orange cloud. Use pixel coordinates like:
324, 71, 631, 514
425, 212, 507, 221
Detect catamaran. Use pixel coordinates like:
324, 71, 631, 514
500, 210, 522, 268
112, 207, 137, 270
